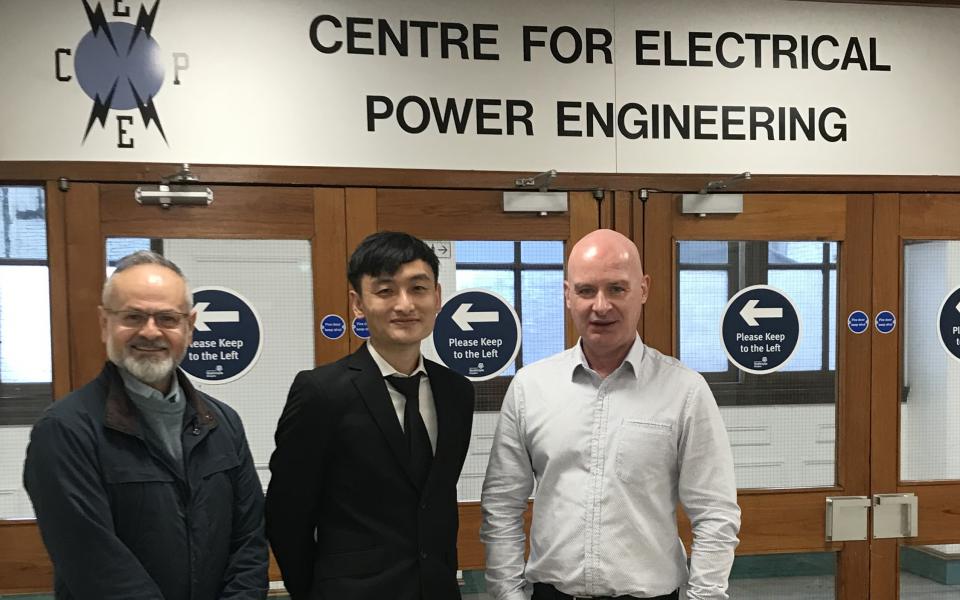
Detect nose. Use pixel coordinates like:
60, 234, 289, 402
592, 290, 611, 314
138, 315, 163, 338
396, 289, 416, 312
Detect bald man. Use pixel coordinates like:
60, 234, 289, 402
24, 250, 268, 600
480, 230, 740, 600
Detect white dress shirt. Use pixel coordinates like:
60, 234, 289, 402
480, 335, 740, 600
367, 342, 438, 453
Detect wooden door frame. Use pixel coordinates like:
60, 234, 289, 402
640, 192, 873, 600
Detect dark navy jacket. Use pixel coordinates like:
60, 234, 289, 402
23, 362, 268, 600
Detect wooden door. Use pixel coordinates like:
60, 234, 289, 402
639, 193, 873, 600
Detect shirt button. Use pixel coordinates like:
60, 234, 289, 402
192, 427, 200, 435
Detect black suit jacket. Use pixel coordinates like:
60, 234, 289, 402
266, 344, 475, 600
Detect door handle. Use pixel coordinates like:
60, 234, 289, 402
873, 493, 919, 539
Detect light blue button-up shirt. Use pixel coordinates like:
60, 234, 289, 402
480, 336, 740, 600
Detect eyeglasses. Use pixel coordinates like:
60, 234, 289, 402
103, 308, 191, 330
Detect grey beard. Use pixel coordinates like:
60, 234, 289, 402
106, 340, 185, 386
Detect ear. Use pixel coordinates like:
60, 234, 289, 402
186, 308, 197, 341
349, 289, 365, 318
639, 274, 651, 304
98, 306, 109, 344
563, 280, 572, 310
434, 282, 442, 312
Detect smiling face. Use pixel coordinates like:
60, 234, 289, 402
350, 259, 442, 354
565, 230, 649, 369
99, 264, 195, 390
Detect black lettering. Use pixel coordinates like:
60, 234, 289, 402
716, 32, 743, 68
790, 107, 815, 141
744, 33, 770, 68
113, 0, 129, 17
378, 19, 408, 56
772, 35, 798, 69
689, 31, 713, 67
586, 28, 613, 64
722, 106, 746, 140
346, 17, 374, 55
475, 98, 502, 135
55, 48, 72, 82
397, 96, 430, 133
440, 22, 469, 59
618, 103, 646, 140
551, 26, 582, 64
820, 106, 847, 142
557, 101, 581, 136
409, 21, 439, 56
117, 115, 134, 148
841, 37, 867, 70
586, 102, 614, 137
523, 25, 548, 62
663, 104, 689, 139
694, 105, 718, 139
635, 30, 660, 65
506, 100, 533, 135
800, 35, 809, 69
663, 31, 686, 66
366, 95, 392, 131
309, 15, 342, 53
812, 35, 839, 70
750, 106, 775, 140
430, 97, 473, 134
474, 24, 500, 60
869, 37, 891, 71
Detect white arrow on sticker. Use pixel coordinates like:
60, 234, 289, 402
956, 300, 960, 314
193, 302, 240, 332
740, 299, 783, 327
452, 303, 499, 331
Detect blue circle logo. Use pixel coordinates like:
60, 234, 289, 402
75, 21, 164, 110
433, 289, 521, 381
721, 285, 801, 375
875, 310, 896, 334
352, 316, 370, 340
938, 288, 960, 361
847, 310, 869, 334
181, 287, 263, 384
321, 314, 346, 340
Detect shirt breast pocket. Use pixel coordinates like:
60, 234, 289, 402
614, 419, 675, 485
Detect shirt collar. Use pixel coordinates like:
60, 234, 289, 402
571, 333, 644, 380
117, 364, 182, 405
367, 342, 427, 379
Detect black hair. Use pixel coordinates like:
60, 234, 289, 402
347, 231, 440, 293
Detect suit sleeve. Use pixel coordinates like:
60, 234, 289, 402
266, 370, 335, 600
219, 411, 270, 599
23, 414, 166, 599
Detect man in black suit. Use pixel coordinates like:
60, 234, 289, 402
266, 231, 475, 600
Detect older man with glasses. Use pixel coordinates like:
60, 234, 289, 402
23, 250, 268, 600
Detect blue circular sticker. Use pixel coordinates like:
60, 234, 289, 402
433, 289, 521, 381
847, 310, 869, 334
875, 310, 896, 334
938, 288, 960, 361
320, 314, 346, 340
352, 316, 370, 340
181, 287, 263, 384
721, 285, 802, 375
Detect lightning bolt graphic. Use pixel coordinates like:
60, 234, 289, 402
129, 78, 168, 144
127, 0, 160, 55
81, 0, 118, 54
82, 78, 118, 142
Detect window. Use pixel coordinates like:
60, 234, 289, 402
0, 186, 52, 424
453, 241, 565, 411
677, 240, 838, 406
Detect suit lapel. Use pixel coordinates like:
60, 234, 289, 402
349, 344, 419, 488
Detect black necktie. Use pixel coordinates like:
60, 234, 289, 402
386, 373, 432, 488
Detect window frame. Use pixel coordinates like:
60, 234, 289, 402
677, 240, 839, 406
